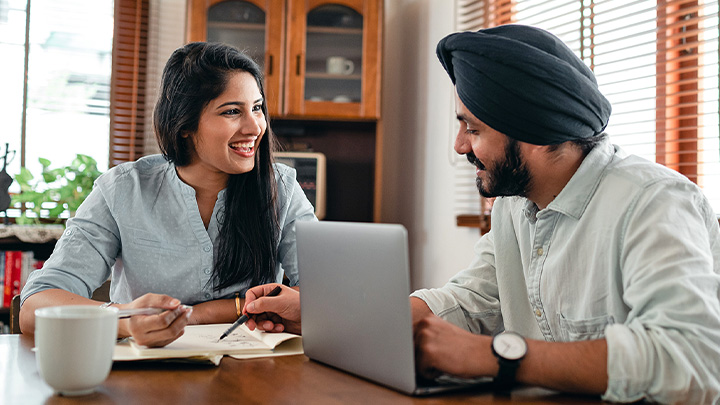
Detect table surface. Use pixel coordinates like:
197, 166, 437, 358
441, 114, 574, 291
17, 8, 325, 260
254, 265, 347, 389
0, 334, 603, 404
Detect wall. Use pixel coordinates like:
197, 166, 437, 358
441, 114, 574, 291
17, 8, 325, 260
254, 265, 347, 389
381, 0, 480, 290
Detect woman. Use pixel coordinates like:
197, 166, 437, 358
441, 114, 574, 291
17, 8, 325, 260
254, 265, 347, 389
19, 42, 316, 347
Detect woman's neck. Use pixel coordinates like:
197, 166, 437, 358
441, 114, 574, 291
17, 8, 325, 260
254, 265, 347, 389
176, 163, 228, 198
176, 164, 228, 229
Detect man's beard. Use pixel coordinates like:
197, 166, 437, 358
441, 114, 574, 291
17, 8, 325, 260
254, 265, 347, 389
467, 138, 532, 198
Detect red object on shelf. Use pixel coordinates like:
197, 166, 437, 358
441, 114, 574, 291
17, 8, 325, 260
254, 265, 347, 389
3, 251, 21, 308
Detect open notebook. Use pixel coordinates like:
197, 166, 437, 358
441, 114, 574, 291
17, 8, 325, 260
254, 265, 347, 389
113, 324, 302, 364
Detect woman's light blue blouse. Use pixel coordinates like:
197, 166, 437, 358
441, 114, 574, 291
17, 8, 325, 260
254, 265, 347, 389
21, 155, 317, 305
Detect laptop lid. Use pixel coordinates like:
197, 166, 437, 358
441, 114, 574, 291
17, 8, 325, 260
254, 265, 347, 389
297, 221, 419, 394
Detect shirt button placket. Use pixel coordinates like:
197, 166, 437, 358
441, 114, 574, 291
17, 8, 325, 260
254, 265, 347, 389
201, 245, 213, 300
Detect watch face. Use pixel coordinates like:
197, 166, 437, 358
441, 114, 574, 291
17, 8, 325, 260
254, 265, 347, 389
493, 332, 527, 360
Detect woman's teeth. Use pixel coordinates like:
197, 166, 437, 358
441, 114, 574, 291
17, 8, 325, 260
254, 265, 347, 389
229, 139, 257, 152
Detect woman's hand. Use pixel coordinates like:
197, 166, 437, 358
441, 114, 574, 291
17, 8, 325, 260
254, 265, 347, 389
117, 293, 192, 347
243, 284, 301, 334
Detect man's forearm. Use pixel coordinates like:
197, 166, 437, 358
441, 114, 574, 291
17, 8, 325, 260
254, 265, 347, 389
518, 338, 608, 394
410, 296, 433, 325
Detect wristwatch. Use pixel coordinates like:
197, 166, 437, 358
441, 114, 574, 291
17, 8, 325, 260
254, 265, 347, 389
491, 331, 527, 392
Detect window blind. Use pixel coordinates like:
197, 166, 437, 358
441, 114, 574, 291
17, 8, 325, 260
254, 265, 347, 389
143, 0, 186, 157
109, 0, 149, 166
453, 0, 720, 223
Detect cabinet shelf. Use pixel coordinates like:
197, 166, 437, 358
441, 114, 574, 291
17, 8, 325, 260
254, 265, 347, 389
305, 72, 362, 80
306, 26, 363, 35
207, 21, 265, 31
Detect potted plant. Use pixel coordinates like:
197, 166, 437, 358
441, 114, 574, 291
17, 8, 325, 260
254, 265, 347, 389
11, 154, 102, 224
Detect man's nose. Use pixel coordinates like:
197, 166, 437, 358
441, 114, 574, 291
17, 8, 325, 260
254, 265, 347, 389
454, 131, 471, 155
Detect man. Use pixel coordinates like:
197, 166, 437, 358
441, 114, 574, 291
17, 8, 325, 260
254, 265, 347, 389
409, 25, 720, 403
244, 25, 720, 403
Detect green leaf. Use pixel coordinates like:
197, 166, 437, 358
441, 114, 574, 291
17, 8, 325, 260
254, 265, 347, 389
38, 157, 51, 168
47, 204, 66, 218
14, 167, 34, 185
11, 190, 42, 204
41, 171, 56, 183
15, 215, 37, 225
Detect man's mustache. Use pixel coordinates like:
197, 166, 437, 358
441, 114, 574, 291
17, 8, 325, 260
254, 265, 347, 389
466, 152, 485, 170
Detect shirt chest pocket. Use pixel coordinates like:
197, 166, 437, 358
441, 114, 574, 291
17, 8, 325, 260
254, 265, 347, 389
557, 313, 614, 342
126, 228, 192, 253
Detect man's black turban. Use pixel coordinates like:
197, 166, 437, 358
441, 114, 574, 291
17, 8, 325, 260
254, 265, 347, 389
437, 24, 611, 145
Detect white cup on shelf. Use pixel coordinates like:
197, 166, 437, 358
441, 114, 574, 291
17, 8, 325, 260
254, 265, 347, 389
34, 305, 118, 396
326, 56, 354, 75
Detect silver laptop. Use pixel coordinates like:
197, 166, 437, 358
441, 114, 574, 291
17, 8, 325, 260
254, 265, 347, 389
297, 221, 491, 395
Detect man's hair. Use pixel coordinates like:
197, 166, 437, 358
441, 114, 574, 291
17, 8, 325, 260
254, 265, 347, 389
153, 42, 280, 292
547, 133, 608, 156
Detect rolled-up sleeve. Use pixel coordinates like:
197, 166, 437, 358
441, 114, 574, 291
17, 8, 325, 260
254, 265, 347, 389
20, 183, 120, 304
411, 231, 503, 335
603, 180, 720, 403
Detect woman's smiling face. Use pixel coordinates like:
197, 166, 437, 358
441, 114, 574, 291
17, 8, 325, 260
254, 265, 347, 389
187, 71, 267, 178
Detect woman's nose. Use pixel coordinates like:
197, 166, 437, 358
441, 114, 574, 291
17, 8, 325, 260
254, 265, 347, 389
242, 115, 263, 136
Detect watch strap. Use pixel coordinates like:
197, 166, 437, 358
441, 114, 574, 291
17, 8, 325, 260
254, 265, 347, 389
491, 332, 527, 393
493, 356, 521, 392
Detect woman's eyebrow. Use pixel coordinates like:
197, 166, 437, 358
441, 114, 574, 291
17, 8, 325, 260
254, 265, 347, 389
216, 97, 263, 109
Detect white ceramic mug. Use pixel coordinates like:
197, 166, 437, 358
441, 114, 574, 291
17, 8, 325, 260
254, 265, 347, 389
35, 305, 119, 396
326, 56, 354, 75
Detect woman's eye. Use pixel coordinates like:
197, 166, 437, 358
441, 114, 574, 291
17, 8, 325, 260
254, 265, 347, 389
252, 104, 263, 112
222, 108, 240, 115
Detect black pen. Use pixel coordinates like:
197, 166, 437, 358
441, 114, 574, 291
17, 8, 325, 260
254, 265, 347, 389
217, 285, 282, 341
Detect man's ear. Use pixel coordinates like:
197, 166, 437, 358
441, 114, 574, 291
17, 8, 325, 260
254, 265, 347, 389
521, 142, 546, 159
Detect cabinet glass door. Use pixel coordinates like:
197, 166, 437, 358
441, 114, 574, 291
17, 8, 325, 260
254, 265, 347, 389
206, 1, 266, 70
304, 5, 363, 104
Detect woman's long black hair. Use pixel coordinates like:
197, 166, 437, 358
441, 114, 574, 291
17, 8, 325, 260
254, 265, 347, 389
153, 42, 280, 292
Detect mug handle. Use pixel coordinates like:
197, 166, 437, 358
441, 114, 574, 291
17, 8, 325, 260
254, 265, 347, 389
343, 60, 354, 75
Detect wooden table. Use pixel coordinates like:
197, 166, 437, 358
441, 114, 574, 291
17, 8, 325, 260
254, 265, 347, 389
0, 334, 603, 404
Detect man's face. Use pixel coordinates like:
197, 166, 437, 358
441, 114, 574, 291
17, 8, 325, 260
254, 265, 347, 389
454, 92, 532, 198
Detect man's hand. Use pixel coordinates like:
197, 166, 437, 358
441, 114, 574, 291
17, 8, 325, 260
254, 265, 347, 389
118, 293, 192, 347
243, 284, 301, 334
414, 313, 496, 379
413, 310, 609, 395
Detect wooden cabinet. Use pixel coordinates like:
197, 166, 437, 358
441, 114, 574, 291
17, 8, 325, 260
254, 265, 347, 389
186, 0, 384, 222
187, 0, 382, 120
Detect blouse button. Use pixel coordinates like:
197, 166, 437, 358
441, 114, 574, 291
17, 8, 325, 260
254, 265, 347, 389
203, 246, 211, 252
534, 308, 542, 317
536, 247, 544, 256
